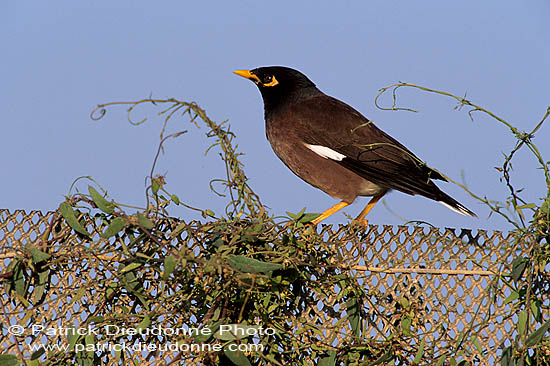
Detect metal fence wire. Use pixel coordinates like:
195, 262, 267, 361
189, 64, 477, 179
0, 209, 548, 365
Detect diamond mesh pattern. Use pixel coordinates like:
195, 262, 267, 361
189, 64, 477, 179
1, 209, 548, 365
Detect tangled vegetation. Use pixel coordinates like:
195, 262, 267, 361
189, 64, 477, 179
1, 84, 548, 365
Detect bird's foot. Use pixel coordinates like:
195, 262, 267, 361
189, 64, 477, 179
351, 219, 369, 229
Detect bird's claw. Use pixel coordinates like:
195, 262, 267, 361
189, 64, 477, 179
351, 219, 369, 229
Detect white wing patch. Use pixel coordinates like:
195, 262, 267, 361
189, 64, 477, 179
305, 144, 346, 161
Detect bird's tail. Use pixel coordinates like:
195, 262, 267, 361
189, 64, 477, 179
437, 192, 477, 217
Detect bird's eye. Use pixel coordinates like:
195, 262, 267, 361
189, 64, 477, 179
262, 75, 279, 87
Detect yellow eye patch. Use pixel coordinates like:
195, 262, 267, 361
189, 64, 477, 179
233, 70, 279, 87
262, 76, 279, 87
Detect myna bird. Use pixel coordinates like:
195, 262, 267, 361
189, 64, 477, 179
234, 66, 476, 224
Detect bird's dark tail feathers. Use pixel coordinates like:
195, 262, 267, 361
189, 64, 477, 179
437, 192, 477, 217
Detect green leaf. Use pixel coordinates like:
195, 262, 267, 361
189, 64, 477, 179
202, 209, 215, 218
120, 262, 142, 274
84, 333, 95, 356
194, 321, 220, 343
100, 217, 126, 238
66, 326, 81, 352
29, 248, 51, 264
414, 338, 425, 364
171, 194, 180, 205
105, 283, 117, 299
13, 262, 25, 297
286, 207, 306, 220
114, 347, 122, 362
163, 255, 176, 280
472, 337, 483, 354
223, 346, 252, 366
212, 307, 220, 321
531, 299, 541, 322
526, 318, 550, 346
435, 356, 446, 366
401, 317, 412, 336
137, 212, 154, 230
518, 310, 527, 336
121, 272, 149, 309
503, 291, 519, 305
511, 257, 528, 282
69, 287, 88, 307
33, 270, 49, 303
228, 255, 282, 273
122, 271, 138, 290
0, 354, 21, 366
30, 347, 45, 360
346, 298, 361, 337
59, 202, 89, 236
299, 213, 321, 223
137, 315, 151, 331
500, 346, 513, 366
88, 186, 115, 214
151, 180, 160, 195
370, 350, 393, 365
170, 222, 187, 238
319, 351, 337, 366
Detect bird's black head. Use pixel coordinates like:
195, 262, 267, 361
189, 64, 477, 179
234, 66, 319, 114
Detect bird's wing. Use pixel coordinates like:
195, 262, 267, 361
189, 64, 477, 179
291, 95, 448, 198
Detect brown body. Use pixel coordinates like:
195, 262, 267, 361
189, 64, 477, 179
266, 97, 387, 203
234, 66, 476, 222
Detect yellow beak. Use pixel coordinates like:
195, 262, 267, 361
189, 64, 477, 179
233, 69, 260, 83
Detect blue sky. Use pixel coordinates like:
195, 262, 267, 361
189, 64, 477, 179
3, 1, 549, 231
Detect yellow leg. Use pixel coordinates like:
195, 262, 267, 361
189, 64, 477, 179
355, 194, 384, 222
311, 201, 350, 225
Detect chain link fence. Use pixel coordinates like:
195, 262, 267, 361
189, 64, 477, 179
1, 209, 548, 365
